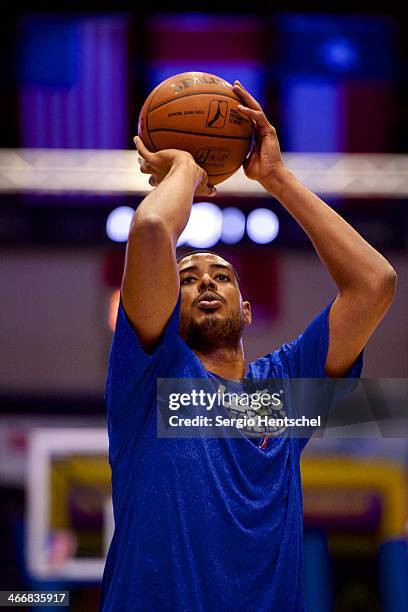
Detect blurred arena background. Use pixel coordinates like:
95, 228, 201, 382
0, 3, 407, 611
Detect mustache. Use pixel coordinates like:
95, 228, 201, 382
194, 291, 225, 306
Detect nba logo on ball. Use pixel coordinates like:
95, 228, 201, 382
206, 100, 228, 129
138, 71, 253, 185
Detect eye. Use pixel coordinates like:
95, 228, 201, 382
215, 273, 230, 281
181, 275, 197, 285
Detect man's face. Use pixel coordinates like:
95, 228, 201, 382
178, 253, 252, 352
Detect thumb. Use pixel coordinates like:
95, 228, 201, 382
134, 136, 153, 161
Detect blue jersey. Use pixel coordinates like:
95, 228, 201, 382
100, 293, 363, 611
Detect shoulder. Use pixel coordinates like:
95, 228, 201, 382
249, 301, 336, 380
249, 342, 296, 378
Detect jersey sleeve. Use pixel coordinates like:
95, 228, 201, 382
105, 292, 182, 432
276, 298, 363, 379
271, 299, 364, 452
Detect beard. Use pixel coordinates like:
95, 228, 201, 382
179, 310, 244, 352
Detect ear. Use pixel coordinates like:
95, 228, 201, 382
243, 300, 252, 326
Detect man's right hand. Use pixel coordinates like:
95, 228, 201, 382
134, 136, 217, 198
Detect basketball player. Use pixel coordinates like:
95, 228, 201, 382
100, 81, 397, 610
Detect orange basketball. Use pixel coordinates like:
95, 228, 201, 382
137, 71, 253, 185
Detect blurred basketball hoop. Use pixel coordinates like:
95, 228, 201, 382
26, 428, 112, 581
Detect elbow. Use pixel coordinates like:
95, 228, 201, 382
367, 265, 397, 306
383, 265, 398, 302
128, 213, 175, 252
130, 212, 173, 243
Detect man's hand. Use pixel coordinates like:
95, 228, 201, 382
134, 136, 217, 197
232, 80, 286, 195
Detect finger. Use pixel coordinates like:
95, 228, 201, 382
236, 105, 272, 131
134, 136, 153, 162
232, 81, 262, 111
149, 175, 157, 187
233, 80, 261, 108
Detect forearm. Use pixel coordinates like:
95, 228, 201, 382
132, 160, 199, 242
262, 168, 396, 294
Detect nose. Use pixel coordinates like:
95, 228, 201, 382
198, 273, 216, 292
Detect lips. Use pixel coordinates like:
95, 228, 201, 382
196, 292, 223, 311
197, 300, 222, 310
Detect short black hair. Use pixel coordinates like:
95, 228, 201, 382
176, 249, 242, 290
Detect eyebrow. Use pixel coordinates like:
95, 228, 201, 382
179, 264, 233, 274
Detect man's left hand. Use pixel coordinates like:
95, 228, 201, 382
233, 80, 287, 195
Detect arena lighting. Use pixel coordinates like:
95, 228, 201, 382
178, 202, 223, 248
1, 150, 408, 197
246, 208, 279, 244
106, 206, 135, 242
221, 207, 246, 244
319, 37, 358, 71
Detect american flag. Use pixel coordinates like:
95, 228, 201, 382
19, 14, 130, 150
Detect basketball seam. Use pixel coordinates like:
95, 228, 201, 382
148, 129, 252, 141
145, 90, 158, 152
148, 91, 239, 113
146, 130, 158, 152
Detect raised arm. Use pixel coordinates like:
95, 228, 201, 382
233, 80, 397, 377
121, 138, 216, 352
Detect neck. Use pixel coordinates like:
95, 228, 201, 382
194, 340, 246, 381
